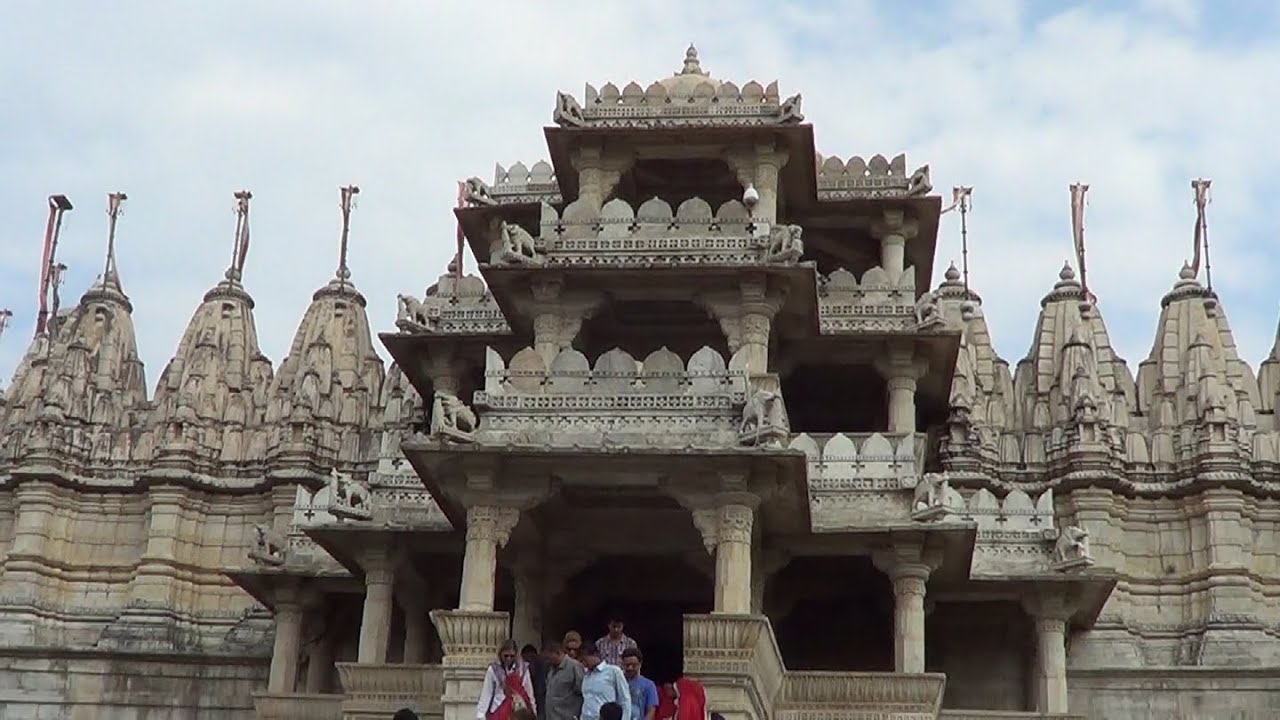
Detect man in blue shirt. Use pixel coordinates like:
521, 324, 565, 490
620, 648, 658, 720
579, 641, 631, 720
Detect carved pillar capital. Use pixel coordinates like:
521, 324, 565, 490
465, 505, 521, 549
1021, 590, 1078, 622
870, 209, 920, 241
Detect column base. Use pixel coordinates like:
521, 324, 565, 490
430, 610, 510, 720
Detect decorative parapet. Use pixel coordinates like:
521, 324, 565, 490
791, 432, 926, 529
958, 488, 1058, 576
683, 614, 784, 720
367, 464, 450, 529
552, 47, 803, 130
427, 345, 752, 450
499, 197, 803, 269
819, 266, 951, 334
775, 672, 946, 720
396, 270, 511, 336
815, 153, 933, 200
335, 663, 443, 719
252, 692, 343, 720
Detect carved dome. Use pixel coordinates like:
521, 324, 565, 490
657, 45, 722, 97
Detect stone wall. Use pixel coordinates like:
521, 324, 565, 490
0, 648, 265, 720
1069, 668, 1280, 719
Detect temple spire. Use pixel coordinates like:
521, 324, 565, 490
227, 190, 252, 282
104, 192, 127, 289
336, 185, 360, 285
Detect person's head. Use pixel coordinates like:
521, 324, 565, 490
392, 710, 419, 720
497, 639, 519, 668
620, 647, 643, 679
580, 641, 602, 670
521, 644, 538, 664
600, 702, 624, 720
606, 615, 625, 638
563, 630, 582, 658
543, 641, 565, 665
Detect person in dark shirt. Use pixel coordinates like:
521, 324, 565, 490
600, 702, 624, 720
522, 643, 548, 718
392, 710, 418, 720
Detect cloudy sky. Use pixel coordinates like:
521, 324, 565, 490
2, 0, 1278, 390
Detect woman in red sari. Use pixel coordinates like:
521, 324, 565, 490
656, 677, 707, 720
477, 640, 537, 720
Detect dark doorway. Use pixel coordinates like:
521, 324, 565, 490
769, 555, 894, 671
552, 556, 713, 684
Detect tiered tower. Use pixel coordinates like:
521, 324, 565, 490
3, 47, 1280, 720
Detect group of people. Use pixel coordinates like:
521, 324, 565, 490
474, 616, 716, 720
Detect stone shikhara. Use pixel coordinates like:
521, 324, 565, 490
0, 46, 1272, 720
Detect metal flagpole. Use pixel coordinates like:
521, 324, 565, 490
954, 186, 974, 299
454, 181, 467, 285
337, 185, 360, 287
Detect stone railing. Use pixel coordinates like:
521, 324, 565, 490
683, 614, 785, 720
775, 672, 945, 720
683, 614, 949, 720
819, 265, 947, 334
489, 160, 562, 204
815, 152, 932, 200
554, 76, 802, 129
520, 197, 803, 268
335, 663, 444, 719
252, 692, 343, 720
936, 707, 1085, 712
396, 271, 511, 336
435, 345, 757, 450
792, 432, 927, 529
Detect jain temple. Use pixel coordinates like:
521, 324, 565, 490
1, 47, 1278, 720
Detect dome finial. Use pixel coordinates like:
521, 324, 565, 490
681, 44, 704, 75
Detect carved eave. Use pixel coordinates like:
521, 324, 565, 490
302, 523, 463, 581
399, 442, 811, 537
953, 571, 1119, 630
773, 525, 978, 584
224, 567, 357, 613
379, 332, 523, 410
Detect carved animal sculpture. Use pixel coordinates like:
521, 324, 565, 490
765, 224, 804, 263
906, 165, 933, 197
498, 222, 540, 264
779, 93, 805, 123
740, 389, 789, 443
913, 472, 950, 512
328, 468, 372, 515
396, 293, 430, 327
914, 290, 942, 327
250, 523, 287, 566
464, 177, 497, 206
1054, 525, 1092, 564
431, 391, 478, 440
554, 91, 587, 127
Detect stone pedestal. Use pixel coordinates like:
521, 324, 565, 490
430, 610, 511, 720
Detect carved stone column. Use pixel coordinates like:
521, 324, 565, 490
873, 545, 941, 673
128, 484, 188, 608
403, 607, 427, 664
268, 586, 304, 693
512, 563, 544, 649
876, 345, 928, 435
870, 209, 919, 281
727, 143, 790, 222
693, 494, 759, 614
459, 505, 520, 612
426, 353, 463, 396
357, 547, 396, 664
571, 142, 630, 211
431, 610, 513, 720
1023, 593, 1072, 714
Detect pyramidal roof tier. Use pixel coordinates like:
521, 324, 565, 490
553, 45, 804, 130
1135, 263, 1260, 429
1012, 263, 1135, 432
139, 271, 275, 468
934, 263, 1015, 433
265, 273, 386, 473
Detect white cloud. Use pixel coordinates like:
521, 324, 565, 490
0, 1, 1277, 390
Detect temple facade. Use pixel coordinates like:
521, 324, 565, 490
2, 48, 1279, 720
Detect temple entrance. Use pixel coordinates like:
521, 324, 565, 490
770, 555, 894, 671
550, 556, 713, 683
